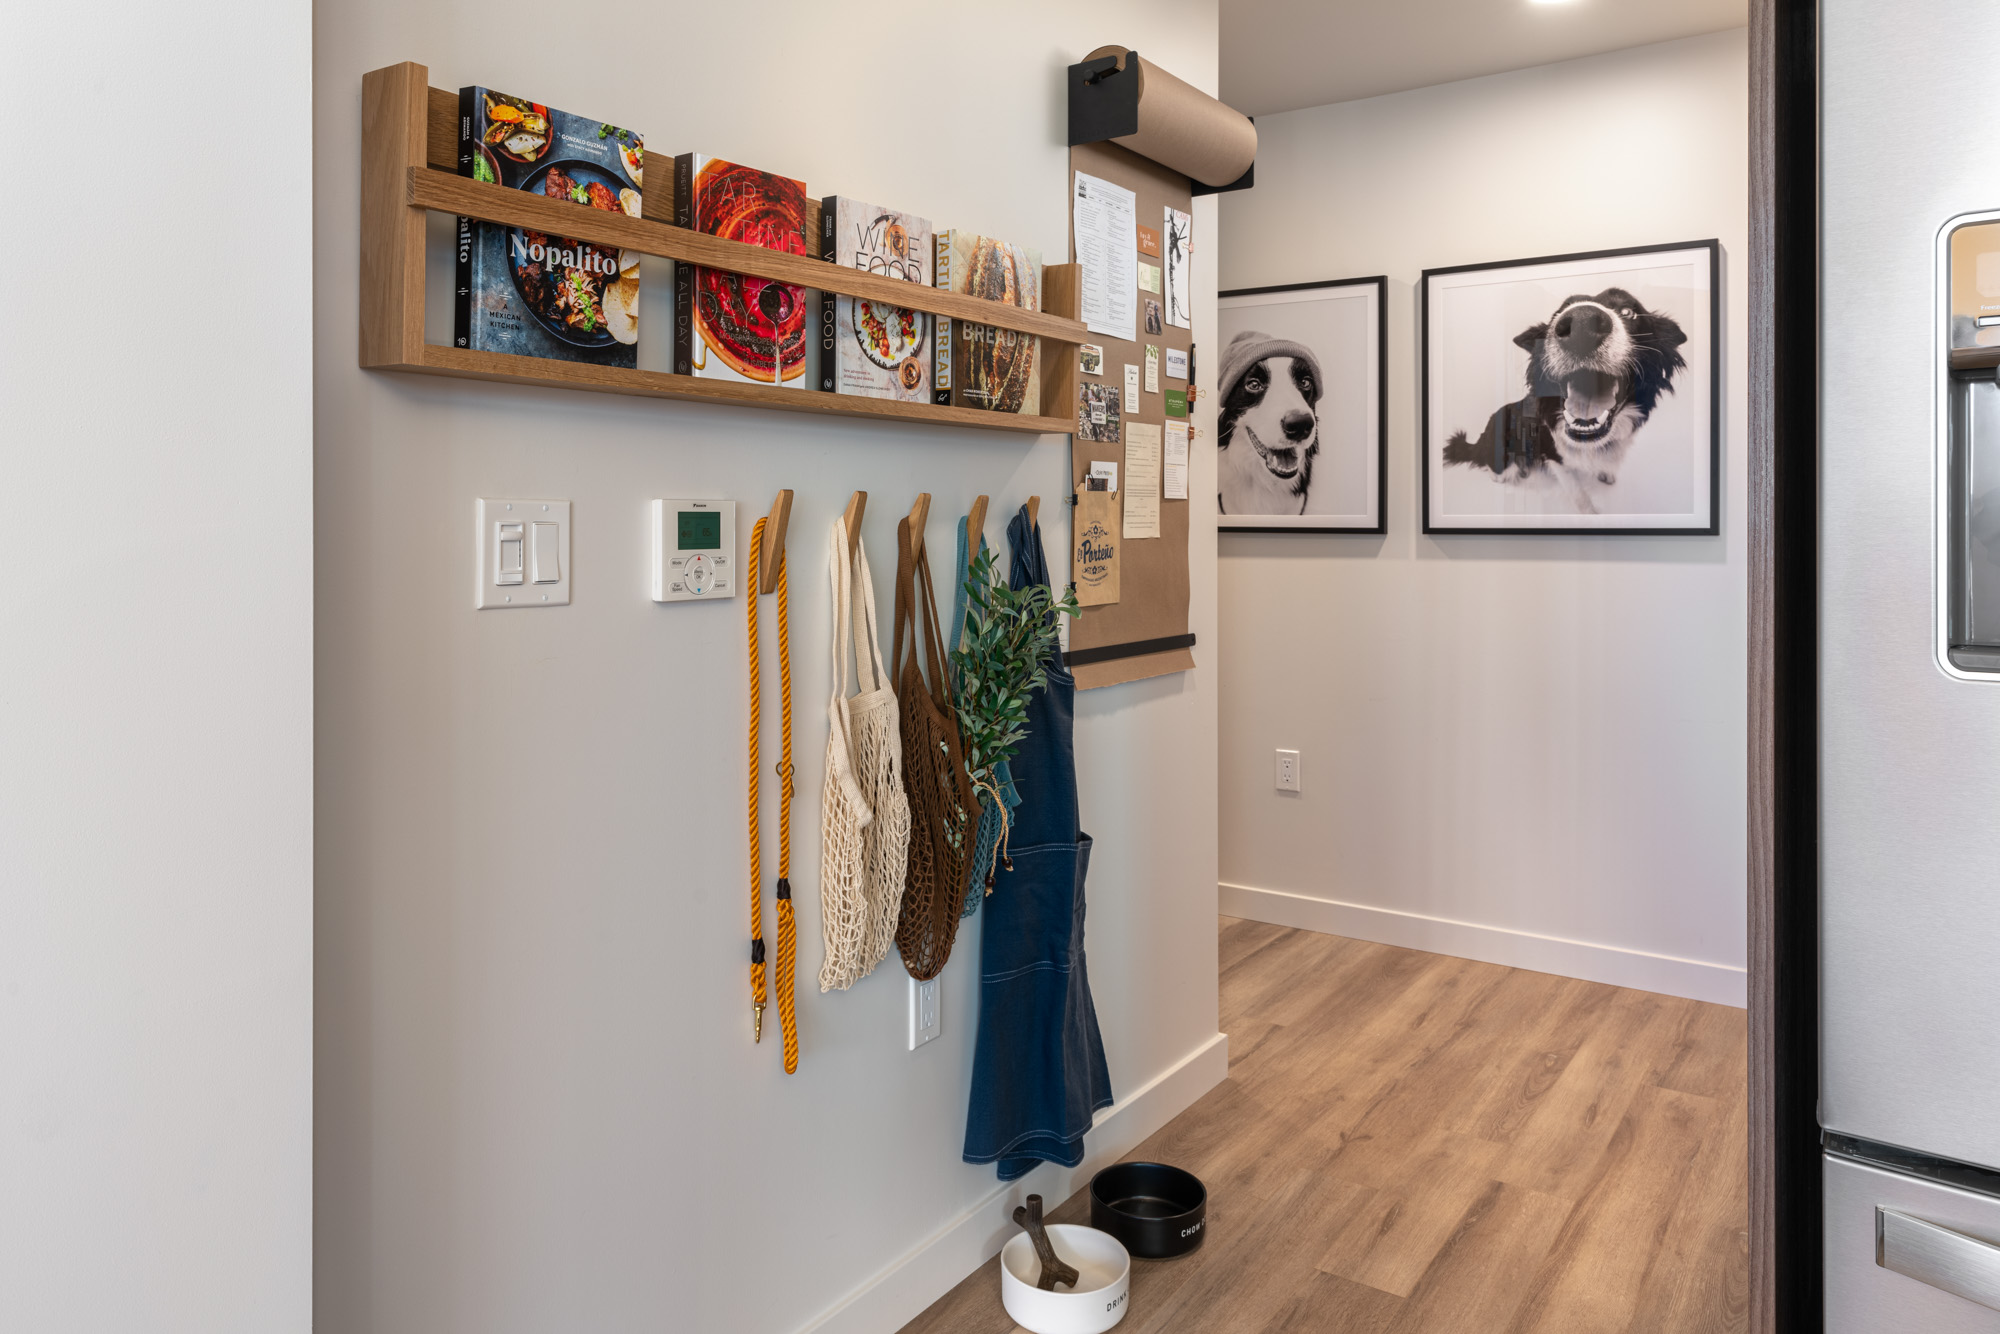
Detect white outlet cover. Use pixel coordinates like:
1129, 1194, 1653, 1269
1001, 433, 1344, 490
1275, 748, 1301, 792
908, 975, 941, 1050
477, 499, 571, 609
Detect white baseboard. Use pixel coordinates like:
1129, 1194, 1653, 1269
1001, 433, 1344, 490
1219, 882, 1746, 1009
799, 1030, 1230, 1334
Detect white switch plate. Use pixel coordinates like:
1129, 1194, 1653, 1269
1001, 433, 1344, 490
908, 975, 940, 1050
477, 499, 570, 609
1275, 748, 1301, 792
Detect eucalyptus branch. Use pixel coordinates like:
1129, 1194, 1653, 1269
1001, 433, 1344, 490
950, 546, 1080, 791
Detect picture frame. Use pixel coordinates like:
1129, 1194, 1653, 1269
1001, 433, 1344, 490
1216, 276, 1387, 533
1421, 239, 1720, 536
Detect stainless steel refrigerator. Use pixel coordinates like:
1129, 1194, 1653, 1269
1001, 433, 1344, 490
1822, 2, 2000, 1327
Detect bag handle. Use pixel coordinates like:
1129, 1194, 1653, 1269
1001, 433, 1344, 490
892, 514, 915, 686
829, 516, 853, 701
852, 535, 888, 696
913, 542, 953, 711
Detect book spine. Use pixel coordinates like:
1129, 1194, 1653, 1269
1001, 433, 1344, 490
933, 230, 953, 407
453, 88, 476, 351
673, 153, 695, 376
819, 197, 837, 393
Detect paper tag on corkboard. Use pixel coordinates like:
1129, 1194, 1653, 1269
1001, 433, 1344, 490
1072, 485, 1121, 606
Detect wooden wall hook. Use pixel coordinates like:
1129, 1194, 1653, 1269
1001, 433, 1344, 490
1027, 495, 1041, 530
906, 493, 932, 562
757, 489, 794, 594
843, 491, 867, 565
965, 495, 989, 575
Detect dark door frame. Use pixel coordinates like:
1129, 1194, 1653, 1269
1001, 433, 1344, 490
1748, 1, 1820, 1330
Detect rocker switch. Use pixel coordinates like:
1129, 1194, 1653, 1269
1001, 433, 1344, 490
495, 523, 525, 585
475, 499, 571, 609
530, 522, 561, 583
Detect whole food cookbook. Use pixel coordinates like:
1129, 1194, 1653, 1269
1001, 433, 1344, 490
454, 86, 643, 367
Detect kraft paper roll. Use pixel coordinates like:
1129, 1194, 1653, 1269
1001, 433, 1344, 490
1084, 46, 1257, 188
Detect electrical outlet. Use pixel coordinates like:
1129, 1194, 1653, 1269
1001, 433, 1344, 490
908, 975, 941, 1050
1275, 748, 1302, 793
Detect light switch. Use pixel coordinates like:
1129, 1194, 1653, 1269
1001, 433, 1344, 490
531, 523, 561, 583
496, 523, 525, 585
476, 499, 570, 609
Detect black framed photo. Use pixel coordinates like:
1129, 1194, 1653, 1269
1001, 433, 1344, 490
1422, 240, 1719, 535
1217, 276, 1387, 532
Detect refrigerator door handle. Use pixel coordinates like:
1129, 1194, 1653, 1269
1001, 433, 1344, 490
1878, 1207, 2000, 1311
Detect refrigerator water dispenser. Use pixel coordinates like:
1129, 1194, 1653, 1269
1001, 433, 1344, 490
1941, 217, 2000, 674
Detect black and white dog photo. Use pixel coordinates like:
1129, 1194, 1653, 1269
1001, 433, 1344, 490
1442, 287, 1688, 514
1218, 331, 1322, 516
1218, 278, 1385, 531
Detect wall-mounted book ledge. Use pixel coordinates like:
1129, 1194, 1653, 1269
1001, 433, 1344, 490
360, 62, 1086, 435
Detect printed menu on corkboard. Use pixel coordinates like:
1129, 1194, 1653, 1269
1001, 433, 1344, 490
1058, 138, 1195, 689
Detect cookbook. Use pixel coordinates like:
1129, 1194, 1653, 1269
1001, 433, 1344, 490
819, 197, 932, 401
933, 230, 1042, 414
674, 154, 810, 385
454, 86, 642, 367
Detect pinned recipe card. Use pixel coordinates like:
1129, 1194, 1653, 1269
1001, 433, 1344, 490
1124, 363, 1140, 414
1145, 345, 1160, 394
1164, 420, 1189, 501
1123, 422, 1162, 540
1073, 172, 1137, 342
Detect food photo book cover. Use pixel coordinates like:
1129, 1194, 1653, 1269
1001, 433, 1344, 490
675, 154, 811, 386
820, 197, 932, 401
454, 87, 642, 367
934, 230, 1042, 414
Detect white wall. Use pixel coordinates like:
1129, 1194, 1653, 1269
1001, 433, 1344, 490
313, 6, 1222, 1333
1217, 31, 1749, 1007
0, 2, 314, 1330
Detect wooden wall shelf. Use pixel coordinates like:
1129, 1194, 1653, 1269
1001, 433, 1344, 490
362, 62, 1082, 436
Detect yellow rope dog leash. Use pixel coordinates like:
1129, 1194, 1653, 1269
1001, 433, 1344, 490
746, 516, 799, 1072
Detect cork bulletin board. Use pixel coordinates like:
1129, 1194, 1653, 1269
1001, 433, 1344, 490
1060, 138, 1196, 690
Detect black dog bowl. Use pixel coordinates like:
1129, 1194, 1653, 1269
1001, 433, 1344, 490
1089, 1161, 1207, 1258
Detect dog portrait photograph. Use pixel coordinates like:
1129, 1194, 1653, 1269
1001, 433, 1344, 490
1423, 241, 1718, 534
1217, 277, 1386, 531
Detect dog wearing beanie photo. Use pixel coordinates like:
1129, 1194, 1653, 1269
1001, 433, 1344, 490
1218, 330, 1322, 516
1217, 279, 1386, 532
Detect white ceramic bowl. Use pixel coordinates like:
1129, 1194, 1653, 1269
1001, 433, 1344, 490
998, 1223, 1132, 1334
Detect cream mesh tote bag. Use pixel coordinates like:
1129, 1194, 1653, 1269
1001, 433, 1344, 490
818, 518, 910, 990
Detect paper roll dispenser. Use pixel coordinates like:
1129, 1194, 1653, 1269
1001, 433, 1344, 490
1068, 47, 1255, 195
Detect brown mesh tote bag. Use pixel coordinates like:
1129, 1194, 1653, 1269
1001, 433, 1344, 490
891, 514, 977, 981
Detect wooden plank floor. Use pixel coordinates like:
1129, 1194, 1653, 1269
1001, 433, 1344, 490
898, 917, 1748, 1333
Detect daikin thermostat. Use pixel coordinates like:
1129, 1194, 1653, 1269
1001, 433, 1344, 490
651, 499, 737, 601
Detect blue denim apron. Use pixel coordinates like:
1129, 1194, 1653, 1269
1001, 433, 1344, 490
963, 505, 1113, 1180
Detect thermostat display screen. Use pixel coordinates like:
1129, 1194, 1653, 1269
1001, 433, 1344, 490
678, 511, 722, 550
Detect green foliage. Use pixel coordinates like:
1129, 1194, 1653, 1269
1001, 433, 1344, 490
950, 546, 1080, 790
